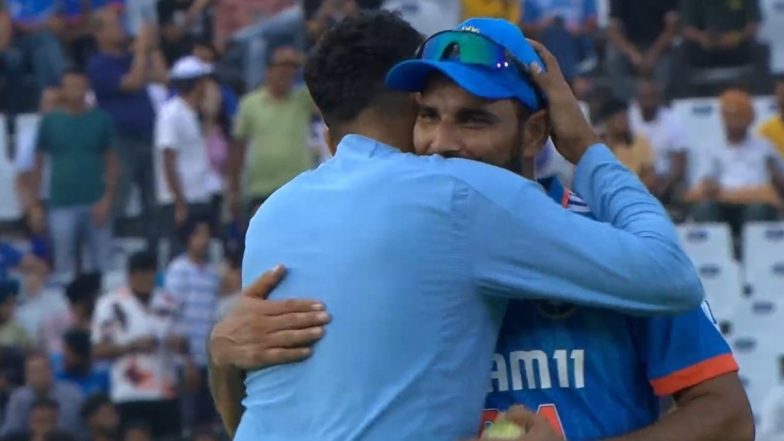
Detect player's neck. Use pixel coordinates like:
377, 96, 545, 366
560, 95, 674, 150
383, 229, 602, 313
340, 116, 412, 152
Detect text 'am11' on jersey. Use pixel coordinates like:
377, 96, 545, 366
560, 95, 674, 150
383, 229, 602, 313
482, 177, 739, 441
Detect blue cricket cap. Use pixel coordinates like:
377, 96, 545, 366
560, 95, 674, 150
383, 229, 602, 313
385, 17, 545, 112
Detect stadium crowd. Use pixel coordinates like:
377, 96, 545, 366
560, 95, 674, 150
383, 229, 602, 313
0, 0, 783, 440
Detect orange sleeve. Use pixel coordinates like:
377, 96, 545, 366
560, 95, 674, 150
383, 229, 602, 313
649, 353, 739, 397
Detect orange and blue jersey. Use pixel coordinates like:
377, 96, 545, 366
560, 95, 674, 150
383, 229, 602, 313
482, 177, 738, 441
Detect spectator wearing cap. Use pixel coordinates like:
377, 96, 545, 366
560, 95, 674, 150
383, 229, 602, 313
28, 69, 118, 278
80, 394, 119, 441
91, 252, 187, 440
163, 216, 219, 429
229, 46, 314, 221
53, 330, 110, 397
0, 284, 32, 350
87, 8, 168, 255
155, 56, 222, 258
0, 353, 84, 437
690, 89, 784, 233
597, 98, 656, 191
38, 273, 101, 355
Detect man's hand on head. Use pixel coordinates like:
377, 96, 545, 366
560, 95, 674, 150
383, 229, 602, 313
209, 265, 331, 370
525, 39, 601, 165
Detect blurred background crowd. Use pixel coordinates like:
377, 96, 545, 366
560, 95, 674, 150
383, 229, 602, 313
0, 0, 784, 440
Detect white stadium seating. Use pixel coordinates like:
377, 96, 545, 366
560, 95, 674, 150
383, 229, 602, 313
677, 222, 735, 264
743, 222, 784, 303
730, 297, 784, 418
760, 0, 784, 74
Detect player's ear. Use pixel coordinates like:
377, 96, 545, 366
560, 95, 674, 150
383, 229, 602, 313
521, 109, 550, 160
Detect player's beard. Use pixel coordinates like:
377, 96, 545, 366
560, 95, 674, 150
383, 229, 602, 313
503, 125, 527, 177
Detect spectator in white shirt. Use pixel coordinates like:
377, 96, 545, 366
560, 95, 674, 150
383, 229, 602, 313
155, 56, 221, 259
691, 89, 784, 234
91, 252, 188, 440
164, 217, 220, 430
631, 78, 689, 205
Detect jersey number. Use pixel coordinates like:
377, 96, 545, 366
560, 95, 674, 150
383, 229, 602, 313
481, 404, 566, 439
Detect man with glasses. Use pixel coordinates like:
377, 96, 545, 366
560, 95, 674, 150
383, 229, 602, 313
211, 13, 706, 441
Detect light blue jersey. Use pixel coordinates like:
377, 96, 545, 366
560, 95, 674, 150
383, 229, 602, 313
237, 135, 702, 441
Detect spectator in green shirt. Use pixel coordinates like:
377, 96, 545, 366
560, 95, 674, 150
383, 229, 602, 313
229, 46, 315, 220
30, 70, 119, 277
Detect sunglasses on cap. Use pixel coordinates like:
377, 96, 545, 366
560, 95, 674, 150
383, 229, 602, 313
415, 30, 544, 107
417, 30, 529, 77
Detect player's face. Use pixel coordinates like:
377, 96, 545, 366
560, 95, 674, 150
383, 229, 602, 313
721, 106, 751, 139
637, 81, 659, 115
606, 110, 630, 136
414, 76, 547, 173
62, 74, 88, 105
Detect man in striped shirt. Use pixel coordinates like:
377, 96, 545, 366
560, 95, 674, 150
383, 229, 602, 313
164, 216, 220, 429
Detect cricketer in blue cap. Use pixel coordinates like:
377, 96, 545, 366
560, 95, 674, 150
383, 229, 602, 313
386, 18, 545, 112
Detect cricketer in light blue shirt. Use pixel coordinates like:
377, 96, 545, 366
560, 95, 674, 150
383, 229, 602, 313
236, 134, 703, 441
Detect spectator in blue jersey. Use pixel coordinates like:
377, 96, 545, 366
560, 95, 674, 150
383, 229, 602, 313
87, 7, 168, 253
209, 14, 704, 441
212, 18, 751, 441
53, 330, 110, 397
0, 0, 66, 142
0, 242, 46, 283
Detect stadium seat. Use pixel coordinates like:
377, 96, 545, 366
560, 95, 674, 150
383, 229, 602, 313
730, 297, 784, 417
743, 222, 784, 303
759, 0, 784, 74
677, 222, 734, 264
0, 115, 19, 221
103, 269, 127, 294
671, 99, 723, 183
697, 260, 743, 322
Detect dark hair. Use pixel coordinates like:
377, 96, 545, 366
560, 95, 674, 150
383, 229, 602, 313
62, 67, 86, 78
0, 279, 19, 302
44, 431, 78, 441
66, 273, 102, 305
122, 420, 151, 436
178, 215, 213, 245
128, 251, 157, 274
225, 249, 242, 270
63, 329, 91, 360
193, 38, 218, 58
597, 97, 629, 121
304, 10, 423, 129
171, 77, 205, 94
81, 393, 112, 420
31, 397, 59, 412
